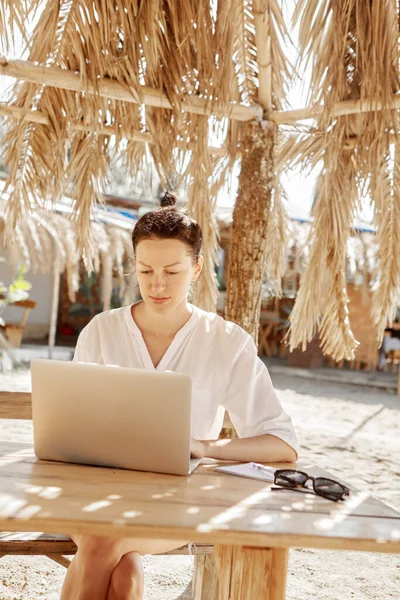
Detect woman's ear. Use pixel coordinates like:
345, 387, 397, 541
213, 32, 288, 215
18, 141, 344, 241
193, 256, 203, 281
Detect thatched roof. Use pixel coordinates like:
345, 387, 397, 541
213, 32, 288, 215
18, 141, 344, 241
0, 0, 293, 314
0, 1, 399, 358
0, 182, 135, 311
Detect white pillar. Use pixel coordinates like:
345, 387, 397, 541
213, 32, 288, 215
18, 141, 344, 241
48, 253, 61, 359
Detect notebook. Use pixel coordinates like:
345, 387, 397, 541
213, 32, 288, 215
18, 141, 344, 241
215, 462, 276, 482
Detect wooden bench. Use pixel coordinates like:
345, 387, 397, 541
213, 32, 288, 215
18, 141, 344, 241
0, 390, 221, 599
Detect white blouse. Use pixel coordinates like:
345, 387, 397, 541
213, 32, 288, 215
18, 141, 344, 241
73, 304, 299, 456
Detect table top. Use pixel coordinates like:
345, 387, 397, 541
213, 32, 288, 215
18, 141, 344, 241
1, 441, 399, 553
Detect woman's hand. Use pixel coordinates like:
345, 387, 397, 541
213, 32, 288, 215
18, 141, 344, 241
190, 438, 207, 459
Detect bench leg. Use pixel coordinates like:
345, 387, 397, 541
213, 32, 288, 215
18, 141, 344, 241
192, 555, 205, 599
46, 554, 72, 569
214, 545, 288, 600
192, 554, 219, 600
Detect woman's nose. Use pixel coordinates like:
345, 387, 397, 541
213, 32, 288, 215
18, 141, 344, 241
151, 276, 166, 292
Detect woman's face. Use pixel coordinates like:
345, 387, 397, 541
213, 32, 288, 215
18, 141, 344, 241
135, 237, 202, 313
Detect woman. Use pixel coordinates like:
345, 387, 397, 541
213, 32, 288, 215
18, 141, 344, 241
61, 192, 299, 600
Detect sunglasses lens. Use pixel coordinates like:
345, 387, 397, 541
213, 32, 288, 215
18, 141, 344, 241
314, 478, 346, 500
275, 470, 308, 487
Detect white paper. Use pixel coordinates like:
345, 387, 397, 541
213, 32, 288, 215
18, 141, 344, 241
214, 462, 276, 482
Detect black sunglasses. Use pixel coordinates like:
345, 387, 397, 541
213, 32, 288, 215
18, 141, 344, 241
272, 469, 350, 502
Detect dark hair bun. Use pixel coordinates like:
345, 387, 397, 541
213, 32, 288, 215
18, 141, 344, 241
160, 191, 177, 208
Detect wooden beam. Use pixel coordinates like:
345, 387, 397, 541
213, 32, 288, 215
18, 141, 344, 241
0, 102, 227, 156
2, 57, 398, 126
0, 102, 153, 140
0, 103, 49, 125
3, 99, 398, 153
254, 1, 272, 113
73, 122, 153, 143
0, 57, 262, 122
270, 95, 400, 124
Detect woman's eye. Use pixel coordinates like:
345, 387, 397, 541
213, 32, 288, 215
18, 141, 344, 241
140, 271, 152, 275
167, 272, 178, 275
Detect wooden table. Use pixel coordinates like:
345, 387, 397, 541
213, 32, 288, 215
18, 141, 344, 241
1, 441, 400, 599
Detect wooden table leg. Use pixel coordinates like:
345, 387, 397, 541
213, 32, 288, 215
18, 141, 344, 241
214, 545, 288, 600
269, 548, 288, 600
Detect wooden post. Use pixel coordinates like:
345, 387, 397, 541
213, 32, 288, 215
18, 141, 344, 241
254, 2, 272, 110
214, 544, 288, 600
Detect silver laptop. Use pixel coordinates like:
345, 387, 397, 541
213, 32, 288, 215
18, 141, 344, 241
31, 359, 201, 476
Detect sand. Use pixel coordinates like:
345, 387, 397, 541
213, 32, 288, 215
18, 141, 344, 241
0, 367, 399, 599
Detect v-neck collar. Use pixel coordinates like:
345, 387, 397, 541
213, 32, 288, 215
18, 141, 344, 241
124, 302, 200, 370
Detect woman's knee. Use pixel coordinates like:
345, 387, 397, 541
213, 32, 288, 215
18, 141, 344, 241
75, 535, 124, 572
108, 552, 144, 599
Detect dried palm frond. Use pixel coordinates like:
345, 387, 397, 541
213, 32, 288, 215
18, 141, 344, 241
287, 141, 360, 361
187, 116, 220, 312
264, 175, 288, 296
63, 131, 110, 263
288, 0, 400, 356
0, 0, 38, 51
35, 214, 67, 273
108, 225, 135, 307
268, 0, 294, 110
42, 211, 80, 302
370, 139, 400, 340
275, 130, 325, 173
231, 0, 258, 103
0, 219, 30, 270
2, 0, 80, 235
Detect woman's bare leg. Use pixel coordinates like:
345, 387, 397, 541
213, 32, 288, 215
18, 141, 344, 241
60, 534, 188, 600
107, 552, 144, 600
60, 535, 124, 600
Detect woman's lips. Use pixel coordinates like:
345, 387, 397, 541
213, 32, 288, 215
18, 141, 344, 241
149, 296, 170, 304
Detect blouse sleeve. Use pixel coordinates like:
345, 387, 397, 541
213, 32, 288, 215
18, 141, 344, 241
221, 334, 299, 457
73, 318, 103, 364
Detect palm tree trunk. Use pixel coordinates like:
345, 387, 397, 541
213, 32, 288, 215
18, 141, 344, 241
225, 121, 275, 345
